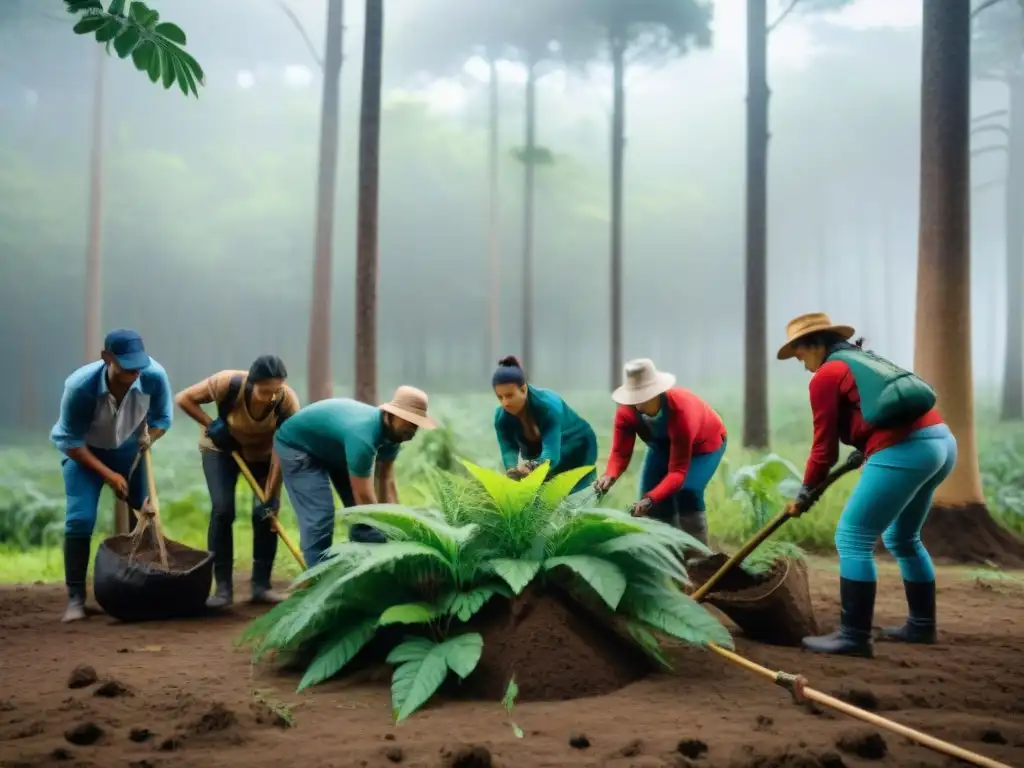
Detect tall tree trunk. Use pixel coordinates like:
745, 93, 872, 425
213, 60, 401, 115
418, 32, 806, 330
306, 0, 344, 404
916, 0, 1024, 565
743, 0, 770, 449
355, 0, 383, 404
1001, 77, 1024, 420
609, 31, 626, 391
84, 47, 105, 363
487, 54, 502, 366
521, 58, 537, 370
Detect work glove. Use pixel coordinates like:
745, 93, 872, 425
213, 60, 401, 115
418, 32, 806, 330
593, 474, 616, 496
255, 497, 280, 522
206, 418, 239, 453
630, 497, 654, 518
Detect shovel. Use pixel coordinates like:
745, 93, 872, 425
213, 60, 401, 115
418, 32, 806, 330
231, 451, 307, 570
690, 450, 865, 602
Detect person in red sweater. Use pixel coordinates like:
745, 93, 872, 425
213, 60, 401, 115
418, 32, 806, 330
777, 312, 956, 659
593, 358, 727, 546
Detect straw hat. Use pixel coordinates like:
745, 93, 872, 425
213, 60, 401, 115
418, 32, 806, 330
776, 312, 855, 360
379, 385, 438, 430
612, 358, 677, 406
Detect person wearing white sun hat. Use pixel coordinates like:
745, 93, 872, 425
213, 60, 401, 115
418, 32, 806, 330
273, 386, 438, 566
593, 358, 728, 546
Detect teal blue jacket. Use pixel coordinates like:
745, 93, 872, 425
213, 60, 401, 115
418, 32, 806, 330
493, 385, 596, 473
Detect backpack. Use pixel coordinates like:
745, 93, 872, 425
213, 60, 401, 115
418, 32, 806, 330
218, 374, 289, 422
826, 348, 936, 428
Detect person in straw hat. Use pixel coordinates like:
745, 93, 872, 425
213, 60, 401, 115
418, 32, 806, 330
491, 355, 598, 492
777, 312, 955, 658
593, 358, 728, 545
272, 386, 437, 566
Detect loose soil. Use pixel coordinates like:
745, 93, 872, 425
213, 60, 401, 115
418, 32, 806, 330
921, 503, 1024, 568
103, 534, 210, 572
3, 561, 1024, 767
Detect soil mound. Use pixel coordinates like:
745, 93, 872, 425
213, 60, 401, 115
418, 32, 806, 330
687, 554, 817, 646
922, 504, 1024, 567
103, 535, 210, 572
458, 587, 650, 701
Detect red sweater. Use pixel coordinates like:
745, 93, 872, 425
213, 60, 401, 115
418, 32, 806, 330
803, 359, 944, 488
605, 387, 727, 504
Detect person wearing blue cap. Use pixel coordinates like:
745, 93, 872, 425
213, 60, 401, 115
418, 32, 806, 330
50, 329, 173, 623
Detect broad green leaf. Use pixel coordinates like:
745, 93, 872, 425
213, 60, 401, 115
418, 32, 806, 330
517, 461, 551, 492
543, 555, 627, 610
386, 636, 435, 665
128, 1, 153, 23
108, 0, 126, 15
296, 618, 377, 691
113, 24, 141, 58
461, 460, 524, 508
538, 465, 595, 508
390, 642, 450, 721
155, 21, 186, 44
442, 632, 483, 679
623, 620, 672, 670
170, 55, 191, 96
486, 558, 541, 594
625, 584, 733, 649
160, 45, 175, 88
179, 48, 206, 85
94, 17, 123, 43
131, 39, 155, 71
146, 44, 162, 83
442, 585, 499, 621
72, 15, 107, 34
378, 602, 440, 626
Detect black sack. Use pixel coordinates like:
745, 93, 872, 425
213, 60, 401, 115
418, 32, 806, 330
93, 534, 214, 622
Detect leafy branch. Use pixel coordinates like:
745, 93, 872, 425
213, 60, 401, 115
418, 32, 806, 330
64, 0, 204, 98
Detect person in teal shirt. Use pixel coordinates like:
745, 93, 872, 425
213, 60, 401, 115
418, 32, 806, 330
273, 386, 437, 566
491, 356, 598, 492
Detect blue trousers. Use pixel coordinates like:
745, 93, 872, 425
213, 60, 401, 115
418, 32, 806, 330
835, 424, 957, 584
523, 429, 599, 494
62, 442, 147, 539
640, 440, 726, 544
276, 439, 382, 568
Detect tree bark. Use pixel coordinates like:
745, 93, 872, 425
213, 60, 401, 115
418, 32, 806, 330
609, 31, 626, 391
354, 0, 383, 405
1001, 77, 1024, 420
743, 0, 770, 449
487, 53, 502, 367
306, 0, 344, 404
916, 0, 1024, 566
84, 47, 105, 363
521, 57, 537, 371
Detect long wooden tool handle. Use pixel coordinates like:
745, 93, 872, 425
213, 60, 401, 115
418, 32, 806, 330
691, 451, 865, 602
142, 450, 169, 568
231, 451, 306, 571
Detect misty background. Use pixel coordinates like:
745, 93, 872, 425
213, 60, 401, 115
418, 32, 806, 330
0, 0, 1011, 434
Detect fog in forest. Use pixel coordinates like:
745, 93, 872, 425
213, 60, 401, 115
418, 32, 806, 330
0, 0, 1013, 435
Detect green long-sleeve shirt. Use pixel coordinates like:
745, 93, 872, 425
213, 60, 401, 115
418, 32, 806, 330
493, 385, 595, 473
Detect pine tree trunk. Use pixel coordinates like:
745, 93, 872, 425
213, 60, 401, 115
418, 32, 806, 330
488, 54, 502, 367
84, 47, 105, 363
306, 0, 344, 404
609, 31, 626, 391
743, 0, 770, 450
521, 57, 537, 371
354, 0, 383, 405
915, 0, 1024, 566
1001, 77, 1024, 420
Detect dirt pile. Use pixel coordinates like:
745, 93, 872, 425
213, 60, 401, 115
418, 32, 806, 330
458, 588, 650, 701
103, 535, 209, 572
922, 503, 1024, 567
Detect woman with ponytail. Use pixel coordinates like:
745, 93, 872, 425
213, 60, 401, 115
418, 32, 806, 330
491, 356, 598, 492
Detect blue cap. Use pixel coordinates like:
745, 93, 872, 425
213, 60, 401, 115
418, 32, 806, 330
103, 328, 151, 371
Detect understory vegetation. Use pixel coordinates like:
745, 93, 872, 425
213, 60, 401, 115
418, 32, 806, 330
2, 389, 1024, 584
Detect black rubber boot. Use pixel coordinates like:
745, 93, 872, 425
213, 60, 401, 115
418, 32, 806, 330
61, 536, 91, 623
206, 515, 234, 609
876, 580, 936, 644
802, 577, 876, 658
251, 520, 284, 604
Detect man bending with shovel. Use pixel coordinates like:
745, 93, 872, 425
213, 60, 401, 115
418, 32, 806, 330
273, 386, 438, 567
175, 355, 300, 608
50, 329, 173, 623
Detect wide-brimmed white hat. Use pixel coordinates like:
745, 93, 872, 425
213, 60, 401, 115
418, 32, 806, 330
776, 312, 855, 360
379, 385, 438, 430
611, 358, 676, 406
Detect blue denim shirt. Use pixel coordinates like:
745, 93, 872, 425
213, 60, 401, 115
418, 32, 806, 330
50, 360, 173, 453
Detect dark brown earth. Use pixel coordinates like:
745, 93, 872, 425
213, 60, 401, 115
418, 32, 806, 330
2, 560, 1023, 768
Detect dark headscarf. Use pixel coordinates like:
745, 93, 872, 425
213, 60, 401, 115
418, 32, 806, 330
491, 355, 526, 388
249, 355, 288, 383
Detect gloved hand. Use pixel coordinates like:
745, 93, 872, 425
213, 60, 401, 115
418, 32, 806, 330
630, 497, 654, 518
206, 418, 238, 452
784, 500, 806, 518
593, 474, 616, 495
256, 497, 280, 521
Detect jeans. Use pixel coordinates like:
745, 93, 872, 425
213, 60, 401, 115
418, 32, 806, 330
640, 439, 727, 546
201, 450, 278, 588
61, 441, 145, 540
835, 424, 957, 584
275, 438, 384, 568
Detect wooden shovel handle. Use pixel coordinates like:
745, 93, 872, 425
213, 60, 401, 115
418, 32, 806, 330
231, 451, 306, 571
